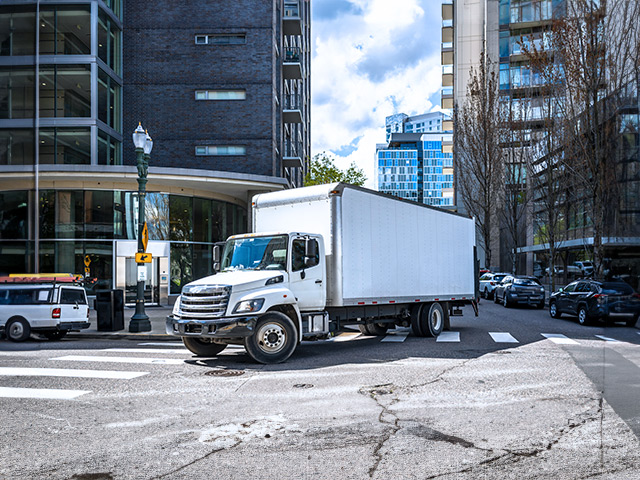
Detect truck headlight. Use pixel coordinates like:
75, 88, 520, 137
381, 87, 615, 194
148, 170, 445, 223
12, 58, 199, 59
172, 296, 181, 316
232, 299, 265, 314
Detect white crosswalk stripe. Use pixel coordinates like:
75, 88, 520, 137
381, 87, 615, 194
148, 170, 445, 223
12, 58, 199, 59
437, 331, 460, 342
489, 332, 519, 343
102, 348, 190, 354
0, 386, 90, 400
594, 335, 620, 343
381, 331, 410, 342
138, 342, 185, 347
541, 333, 579, 345
51, 355, 186, 365
0, 367, 148, 380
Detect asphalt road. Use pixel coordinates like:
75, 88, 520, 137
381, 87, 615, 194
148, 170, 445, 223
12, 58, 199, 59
1, 302, 640, 479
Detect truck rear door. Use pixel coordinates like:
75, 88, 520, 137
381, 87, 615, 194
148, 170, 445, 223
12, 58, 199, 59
59, 288, 88, 322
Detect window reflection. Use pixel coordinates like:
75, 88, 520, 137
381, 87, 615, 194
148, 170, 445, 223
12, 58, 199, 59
0, 68, 35, 119
40, 5, 91, 55
40, 65, 91, 118
0, 6, 36, 56
39, 127, 91, 165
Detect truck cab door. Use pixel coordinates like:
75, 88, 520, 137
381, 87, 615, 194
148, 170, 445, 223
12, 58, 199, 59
289, 236, 326, 311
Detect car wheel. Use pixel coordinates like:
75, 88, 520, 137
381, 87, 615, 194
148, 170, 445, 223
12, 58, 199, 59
244, 312, 297, 364
549, 301, 561, 318
182, 337, 228, 357
503, 294, 510, 308
625, 315, 639, 328
6, 317, 31, 342
44, 330, 68, 341
577, 306, 590, 326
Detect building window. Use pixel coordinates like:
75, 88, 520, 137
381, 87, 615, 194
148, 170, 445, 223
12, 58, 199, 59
194, 34, 246, 45
0, 68, 35, 119
39, 127, 91, 165
195, 90, 246, 100
39, 5, 91, 55
39, 65, 91, 118
98, 8, 122, 74
195, 145, 246, 156
0, 6, 37, 56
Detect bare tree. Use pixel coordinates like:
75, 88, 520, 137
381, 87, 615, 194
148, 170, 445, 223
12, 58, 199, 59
455, 53, 505, 269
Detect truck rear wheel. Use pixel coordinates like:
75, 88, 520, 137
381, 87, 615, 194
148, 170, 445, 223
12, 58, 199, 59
244, 312, 297, 364
358, 323, 389, 336
6, 317, 30, 342
411, 305, 426, 337
423, 303, 444, 337
182, 337, 227, 357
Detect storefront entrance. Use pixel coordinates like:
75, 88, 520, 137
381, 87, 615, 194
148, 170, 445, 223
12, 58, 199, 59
115, 241, 169, 306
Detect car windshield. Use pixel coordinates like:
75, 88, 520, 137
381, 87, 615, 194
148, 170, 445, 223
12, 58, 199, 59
514, 278, 539, 286
599, 282, 634, 295
221, 235, 288, 272
494, 275, 507, 282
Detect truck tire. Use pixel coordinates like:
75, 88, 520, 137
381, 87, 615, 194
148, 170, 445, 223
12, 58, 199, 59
411, 305, 426, 337
423, 303, 444, 337
359, 322, 388, 336
182, 337, 227, 357
6, 317, 31, 342
244, 312, 297, 364
44, 330, 68, 341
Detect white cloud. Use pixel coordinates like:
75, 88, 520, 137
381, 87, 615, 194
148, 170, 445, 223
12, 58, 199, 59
311, 0, 443, 188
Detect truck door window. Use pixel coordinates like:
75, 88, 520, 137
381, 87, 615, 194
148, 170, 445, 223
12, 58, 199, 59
61, 289, 87, 305
292, 239, 319, 272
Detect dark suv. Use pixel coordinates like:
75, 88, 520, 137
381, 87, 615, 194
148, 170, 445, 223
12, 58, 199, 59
549, 280, 640, 326
494, 275, 545, 308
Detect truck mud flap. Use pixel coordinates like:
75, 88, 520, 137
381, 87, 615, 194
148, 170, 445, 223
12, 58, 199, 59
471, 299, 479, 317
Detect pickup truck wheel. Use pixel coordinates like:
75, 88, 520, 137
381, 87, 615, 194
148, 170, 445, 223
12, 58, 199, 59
6, 317, 30, 342
44, 330, 68, 341
423, 303, 444, 337
244, 312, 297, 364
549, 301, 561, 318
182, 337, 227, 357
577, 306, 591, 326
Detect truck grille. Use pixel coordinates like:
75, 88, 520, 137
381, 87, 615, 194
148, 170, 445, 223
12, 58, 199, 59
179, 285, 231, 319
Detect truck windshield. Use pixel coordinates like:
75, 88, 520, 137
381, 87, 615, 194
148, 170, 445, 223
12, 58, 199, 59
221, 235, 288, 271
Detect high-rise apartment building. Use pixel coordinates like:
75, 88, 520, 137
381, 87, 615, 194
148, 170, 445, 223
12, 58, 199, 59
377, 111, 454, 207
0, 0, 311, 304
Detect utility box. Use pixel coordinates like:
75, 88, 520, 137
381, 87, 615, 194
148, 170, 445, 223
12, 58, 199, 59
96, 289, 124, 331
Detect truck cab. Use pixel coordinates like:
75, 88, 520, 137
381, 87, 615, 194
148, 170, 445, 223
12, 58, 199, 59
167, 232, 327, 363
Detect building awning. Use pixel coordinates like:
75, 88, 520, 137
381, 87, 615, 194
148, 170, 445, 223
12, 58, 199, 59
517, 237, 640, 254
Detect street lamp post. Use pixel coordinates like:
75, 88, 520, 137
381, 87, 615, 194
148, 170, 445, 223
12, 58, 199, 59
129, 123, 153, 332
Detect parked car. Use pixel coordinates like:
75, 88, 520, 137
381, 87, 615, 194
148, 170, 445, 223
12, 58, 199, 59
549, 280, 640, 326
0, 280, 90, 342
573, 261, 594, 277
479, 272, 509, 300
494, 275, 545, 308
545, 265, 581, 276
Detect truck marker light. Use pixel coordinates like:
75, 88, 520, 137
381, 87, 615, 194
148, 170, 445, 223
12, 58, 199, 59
358, 302, 365, 305
52, 308, 61, 319
435, 298, 439, 301
372, 301, 377, 304
389, 300, 395, 303
283, 295, 287, 298
415, 299, 420, 302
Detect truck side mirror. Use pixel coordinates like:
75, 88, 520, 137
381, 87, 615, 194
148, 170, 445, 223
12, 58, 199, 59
213, 245, 221, 273
304, 239, 317, 268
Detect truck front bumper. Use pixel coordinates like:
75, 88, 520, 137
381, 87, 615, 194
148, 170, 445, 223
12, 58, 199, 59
166, 315, 258, 338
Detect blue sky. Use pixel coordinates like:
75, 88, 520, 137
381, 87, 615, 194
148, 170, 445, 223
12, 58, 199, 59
311, 0, 443, 187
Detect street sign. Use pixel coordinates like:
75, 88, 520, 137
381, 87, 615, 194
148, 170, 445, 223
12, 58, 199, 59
84, 255, 91, 267
137, 266, 147, 282
142, 222, 149, 252
136, 252, 152, 263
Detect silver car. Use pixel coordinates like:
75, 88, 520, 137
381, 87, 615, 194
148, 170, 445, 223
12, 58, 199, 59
479, 272, 509, 300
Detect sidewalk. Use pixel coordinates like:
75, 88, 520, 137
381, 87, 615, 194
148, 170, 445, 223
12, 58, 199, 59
67, 306, 174, 341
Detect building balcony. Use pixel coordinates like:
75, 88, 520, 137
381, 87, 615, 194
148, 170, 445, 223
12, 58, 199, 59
283, 46, 302, 79
283, 1, 302, 36
283, 139, 303, 169
283, 94, 303, 123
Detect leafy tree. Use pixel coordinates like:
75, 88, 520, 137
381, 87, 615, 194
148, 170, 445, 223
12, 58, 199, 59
304, 152, 366, 187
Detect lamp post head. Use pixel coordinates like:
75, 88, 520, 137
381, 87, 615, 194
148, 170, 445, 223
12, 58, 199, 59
144, 130, 153, 155
132, 123, 146, 149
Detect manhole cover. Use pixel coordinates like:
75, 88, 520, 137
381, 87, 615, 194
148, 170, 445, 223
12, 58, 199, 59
204, 369, 245, 377
293, 383, 314, 389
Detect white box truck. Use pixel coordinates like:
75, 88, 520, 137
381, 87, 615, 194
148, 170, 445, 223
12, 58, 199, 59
167, 183, 478, 363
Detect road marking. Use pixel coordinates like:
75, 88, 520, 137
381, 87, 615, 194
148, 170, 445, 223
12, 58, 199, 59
594, 335, 620, 343
51, 355, 185, 365
489, 332, 519, 343
437, 332, 460, 342
541, 333, 579, 345
329, 332, 362, 342
0, 367, 148, 380
138, 342, 185, 347
0, 386, 90, 400
381, 331, 409, 342
102, 348, 190, 354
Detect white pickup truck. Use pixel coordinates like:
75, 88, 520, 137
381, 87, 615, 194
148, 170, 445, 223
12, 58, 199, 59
167, 183, 478, 363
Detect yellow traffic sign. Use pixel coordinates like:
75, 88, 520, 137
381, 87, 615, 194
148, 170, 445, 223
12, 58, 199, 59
142, 222, 149, 252
136, 252, 152, 263
84, 255, 91, 266
84, 266, 91, 273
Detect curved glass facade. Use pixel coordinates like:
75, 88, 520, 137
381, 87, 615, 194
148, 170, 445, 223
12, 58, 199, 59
0, 189, 247, 295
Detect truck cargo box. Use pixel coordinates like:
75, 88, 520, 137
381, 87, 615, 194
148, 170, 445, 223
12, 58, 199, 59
252, 183, 476, 307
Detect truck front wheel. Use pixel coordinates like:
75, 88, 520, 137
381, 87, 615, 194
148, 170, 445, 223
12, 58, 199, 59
183, 337, 227, 357
244, 312, 297, 364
